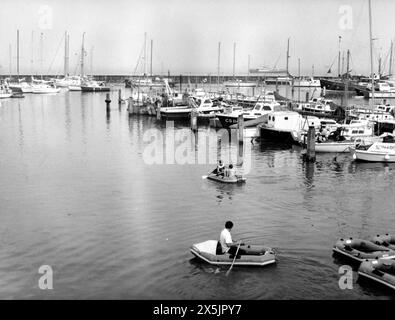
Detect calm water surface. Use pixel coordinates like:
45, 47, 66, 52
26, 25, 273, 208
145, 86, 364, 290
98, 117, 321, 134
0, 86, 394, 299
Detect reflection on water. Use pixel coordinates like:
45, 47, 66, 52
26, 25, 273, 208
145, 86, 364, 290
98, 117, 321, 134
0, 87, 394, 300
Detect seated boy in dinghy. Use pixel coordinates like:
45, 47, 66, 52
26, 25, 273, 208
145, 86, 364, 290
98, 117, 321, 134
212, 160, 225, 177
224, 164, 236, 178
217, 221, 246, 256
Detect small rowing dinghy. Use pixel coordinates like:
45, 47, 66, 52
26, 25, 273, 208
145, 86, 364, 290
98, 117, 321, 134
358, 259, 395, 291
333, 238, 395, 263
190, 240, 276, 267
372, 234, 395, 250
206, 173, 246, 184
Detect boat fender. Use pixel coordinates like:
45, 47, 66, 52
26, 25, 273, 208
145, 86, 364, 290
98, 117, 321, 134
385, 154, 390, 160
352, 153, 357, 160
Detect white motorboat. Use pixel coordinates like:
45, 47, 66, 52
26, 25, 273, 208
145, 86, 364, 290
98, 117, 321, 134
217, 101, 280, 128
293, 77, 321, 87
190, 96, 224, 115
351, 134, 395, 162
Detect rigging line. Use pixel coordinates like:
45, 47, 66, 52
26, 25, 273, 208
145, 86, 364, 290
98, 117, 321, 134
47, 33, 65, 76
133, 41, 145, 76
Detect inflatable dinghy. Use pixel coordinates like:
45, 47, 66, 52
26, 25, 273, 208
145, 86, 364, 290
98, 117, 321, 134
190, 240, 276, 267
358, 259, 395, 291
207, 173, 246, 184
333, 238, 395, 263
372, 234, 395, 250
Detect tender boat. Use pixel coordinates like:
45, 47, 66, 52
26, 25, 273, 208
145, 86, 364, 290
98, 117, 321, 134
207, 173, 246, 184
372, 234, 395, 250
190, 240, 276, 267
333, 238, 395, 263
358, 259, 395, 291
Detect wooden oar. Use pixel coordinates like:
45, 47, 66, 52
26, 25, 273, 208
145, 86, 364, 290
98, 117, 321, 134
202, 168, 217, 179
226, 242, 241, 276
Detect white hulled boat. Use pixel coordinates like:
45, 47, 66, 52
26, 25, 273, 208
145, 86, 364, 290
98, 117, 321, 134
217, 101, 281, 128
351, 133, 395, 162
293, 77, 321, 87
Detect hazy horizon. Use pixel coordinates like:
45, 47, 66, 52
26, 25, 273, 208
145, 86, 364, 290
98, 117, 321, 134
0, 0, 394, 76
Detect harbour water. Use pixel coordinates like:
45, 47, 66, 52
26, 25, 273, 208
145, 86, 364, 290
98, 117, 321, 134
0, 86, 394, 299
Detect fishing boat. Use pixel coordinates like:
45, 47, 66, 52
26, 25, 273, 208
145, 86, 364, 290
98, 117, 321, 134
333, 238, 395, 263
190, 240, 276, 267
358, 259, 395, 291
206, 172, 246, 184
372, 234, 395, 250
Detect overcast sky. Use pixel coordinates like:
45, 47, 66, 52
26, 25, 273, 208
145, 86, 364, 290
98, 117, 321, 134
0, 0, 394, 76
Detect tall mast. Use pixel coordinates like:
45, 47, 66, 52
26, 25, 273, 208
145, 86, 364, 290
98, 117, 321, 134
81, 32, 85, 77
247, 55, 250, 81
9, 44, 12, 78
298, 58, 301, 102
286, 38, 290, 75
64, 31, 69, 77
378, 55, 381, 78
144, 32, 147, 76
368, 0, 374, 109
31, 31, 34, 75
217, 42, 221, 85
338, 36, 341, 77
150, 39, 153, 76
64, 31, 69, 76
344, 49, 350, 110
389, 40, 393, 77
40, 32, 44, 79
17, 30, 20, 78
233, 42, 236, 79
90, 46, 94, 76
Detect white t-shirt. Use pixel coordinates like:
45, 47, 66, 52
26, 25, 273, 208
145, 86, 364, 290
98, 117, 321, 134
220, 228, 233, 253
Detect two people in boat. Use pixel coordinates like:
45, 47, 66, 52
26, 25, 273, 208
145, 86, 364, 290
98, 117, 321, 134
217, 221, 246, 255
213, 160, 236, 178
